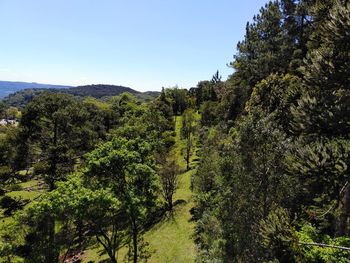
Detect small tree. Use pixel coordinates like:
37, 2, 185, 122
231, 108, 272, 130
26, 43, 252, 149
158, 155, 179, 211
181, 109, 196, 170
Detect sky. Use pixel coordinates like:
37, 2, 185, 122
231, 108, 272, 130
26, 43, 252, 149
0, 0, 268, 92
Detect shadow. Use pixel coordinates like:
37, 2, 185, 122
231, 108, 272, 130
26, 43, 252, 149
173, 199, 187, 207
143, 206, 168, 232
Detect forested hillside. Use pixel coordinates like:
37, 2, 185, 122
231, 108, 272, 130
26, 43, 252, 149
2, 84, 159, 109
0, 0, 349, 262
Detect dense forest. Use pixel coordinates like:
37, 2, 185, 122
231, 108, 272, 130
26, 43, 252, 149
0, 0, 349, 262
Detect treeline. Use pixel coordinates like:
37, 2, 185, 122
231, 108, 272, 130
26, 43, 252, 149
191, 0, 350, 262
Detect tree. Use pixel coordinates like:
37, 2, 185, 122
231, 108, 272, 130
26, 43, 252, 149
4, 176, 122, 263
181, 109, 197, 170
84, 137, 158, 263
83, 96, 116, 136
157, 154, 179, 211
0, 102, 5, 118
290, 0, 350, 236
5, 107, 20, 120
165, 87, 189, 116
19, 92, 97, 190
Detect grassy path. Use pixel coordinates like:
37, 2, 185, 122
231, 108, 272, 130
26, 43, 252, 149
143, 115, 196, 262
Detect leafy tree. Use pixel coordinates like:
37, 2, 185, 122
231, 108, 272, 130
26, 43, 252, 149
0, 102, 5, 118
153, 87, 174, 122
84, 137, 159, 263
0, 126, 17, 184
3, 176, 121, 263
165, 87, 189, 115
4, 107, 20, 120
200, 101, 219, 127
83, 96, 116, 136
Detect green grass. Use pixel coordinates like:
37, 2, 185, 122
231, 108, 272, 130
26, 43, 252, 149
5, 179, 43, 201
18, 179, 39, 189
144, 169, 196, 263
6, 190, 42, 200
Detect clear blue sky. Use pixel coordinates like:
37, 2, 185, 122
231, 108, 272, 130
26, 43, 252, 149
0, 0, 267, 91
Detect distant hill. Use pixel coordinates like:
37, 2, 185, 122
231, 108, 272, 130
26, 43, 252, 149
67, 84, 139, 98
0, 81, 72, 99
1, 82, 160, 108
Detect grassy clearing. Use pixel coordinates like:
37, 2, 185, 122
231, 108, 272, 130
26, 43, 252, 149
6, 190, 42, 200
5, 179, 43, 201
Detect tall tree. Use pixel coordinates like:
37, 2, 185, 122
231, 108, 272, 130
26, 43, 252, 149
290, 0, 350, 236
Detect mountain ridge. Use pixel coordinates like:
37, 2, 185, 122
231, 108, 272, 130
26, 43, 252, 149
0, 81, 160, 108
0, 80, 72, 99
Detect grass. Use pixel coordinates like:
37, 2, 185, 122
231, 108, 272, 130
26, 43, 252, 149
144, 169, 196, 263
83, 115, 199, 262
6, 190, 42, 200
18, 179, 39, 189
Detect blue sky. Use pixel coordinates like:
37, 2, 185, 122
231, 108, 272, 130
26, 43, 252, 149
0, 0, 267, 91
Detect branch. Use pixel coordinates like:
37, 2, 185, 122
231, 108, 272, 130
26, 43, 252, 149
299, 241, 350, 251
316, 181, 348, 219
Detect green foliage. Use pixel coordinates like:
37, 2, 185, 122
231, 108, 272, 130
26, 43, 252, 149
165, 87, 189, 115
19, 92, 99, 189
84, 136, 159, 262
297, 224, 350, 262
259, 208, 301, 262
4, 175, 121, 262
200, 101, 219, 127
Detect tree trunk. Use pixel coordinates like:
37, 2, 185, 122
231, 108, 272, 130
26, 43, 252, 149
46, 217, 59, 263
336, 182, 350, 236
168, 195, 173, 211
132, 224, 138, 263
108, 251, 118, 263
186, 134, 191, 171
